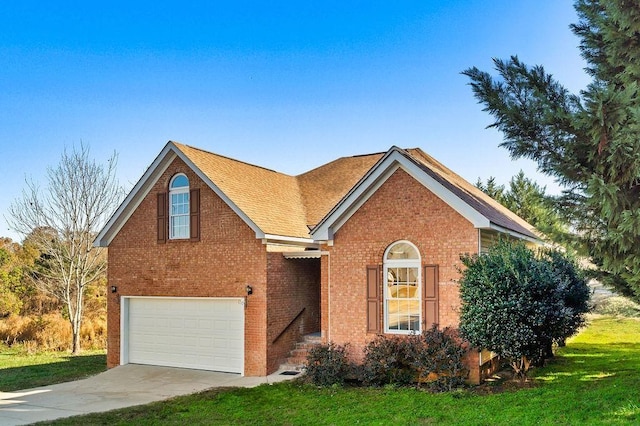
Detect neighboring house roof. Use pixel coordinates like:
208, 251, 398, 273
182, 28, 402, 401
95, 142, 539, 247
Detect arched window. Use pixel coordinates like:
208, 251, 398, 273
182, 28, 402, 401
169, 174, 190, 239
384, 241, 421, 334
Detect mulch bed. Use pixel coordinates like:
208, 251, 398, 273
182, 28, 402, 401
472, 368, 538, 395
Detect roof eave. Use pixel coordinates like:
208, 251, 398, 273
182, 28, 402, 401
94, 142, 178, 247
487, 223, 542, 245
311, 147, 493, 241
94, 141, 267, 247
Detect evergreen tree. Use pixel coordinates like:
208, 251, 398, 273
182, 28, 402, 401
464, 0, 640, 301
475, 177, 506, 203
477, 171, 570, 246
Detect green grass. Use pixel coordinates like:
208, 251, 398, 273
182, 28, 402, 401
38, 316, 640, 425
0, 346, 106, 391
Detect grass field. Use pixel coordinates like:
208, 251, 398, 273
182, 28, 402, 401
33, 316, 639, 425
0, 346, 106, 392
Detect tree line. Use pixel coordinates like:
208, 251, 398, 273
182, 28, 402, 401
465, 0, 640, 303
1, 145, 123, 354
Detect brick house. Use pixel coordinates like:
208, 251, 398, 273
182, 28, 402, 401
95, 141, 539, 383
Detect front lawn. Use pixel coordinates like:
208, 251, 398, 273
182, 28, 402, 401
0, 346, 106, 391
37, 316, 640, 425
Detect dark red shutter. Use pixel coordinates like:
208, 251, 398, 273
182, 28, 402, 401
157, 192, 167, 244
423, 265, 439, 329
190, 188, 200, 242
366, 265, 382, 334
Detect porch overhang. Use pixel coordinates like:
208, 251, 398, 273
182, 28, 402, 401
283, 250, 328, 259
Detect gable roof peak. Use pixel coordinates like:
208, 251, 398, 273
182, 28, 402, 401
170, 141, 285, 176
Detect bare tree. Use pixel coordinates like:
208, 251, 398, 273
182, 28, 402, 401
8, 144, 123, 354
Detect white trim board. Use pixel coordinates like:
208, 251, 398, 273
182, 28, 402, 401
311, 148, 491, 241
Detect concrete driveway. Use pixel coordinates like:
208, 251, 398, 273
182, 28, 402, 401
0, 364, 298, 425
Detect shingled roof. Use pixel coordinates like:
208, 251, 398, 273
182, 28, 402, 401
95, 142, 539, 247
405, 148, 537, 239
172, 143, 309, 239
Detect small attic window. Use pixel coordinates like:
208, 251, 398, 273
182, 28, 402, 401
170, 174, 189, 189
169, 174, 190, 239
385, 242, 419, 260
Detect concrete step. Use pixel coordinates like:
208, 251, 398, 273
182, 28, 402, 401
278, 332, 322, 372
304, 333, 321, 342
278, 363, 304, 372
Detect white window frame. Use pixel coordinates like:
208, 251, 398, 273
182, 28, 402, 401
383, 240, 421, 334
169, 173, 190, 240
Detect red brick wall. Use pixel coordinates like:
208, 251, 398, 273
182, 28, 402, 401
266, 255, 320, 373
321, 168, 479, 376
107, 157, 269, 376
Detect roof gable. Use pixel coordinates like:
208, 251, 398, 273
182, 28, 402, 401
310, 147, 539, 242
96, 142, 539, 247
406, 148, 538, 239
95, 142, 263, 246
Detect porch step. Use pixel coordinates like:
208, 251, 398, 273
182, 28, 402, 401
278, 333, 322, 372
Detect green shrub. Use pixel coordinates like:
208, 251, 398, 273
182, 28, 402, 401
304, 342, 351, 387
459, 240, 589, 380
362, 335, 417, 386
361, 326, 468, 391
414, 326, 468, 392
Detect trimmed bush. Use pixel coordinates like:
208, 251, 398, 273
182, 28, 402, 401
414, 326, 468, 392
361, 326, 468, 391
459, 240, 589, 380
304, 342, 351, 387
362, 335, 417, 386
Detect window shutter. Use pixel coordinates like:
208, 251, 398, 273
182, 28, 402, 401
366, 265, 382, 334
189, 188, 200, 242
157, 192, 167, 244
423, 265, 439, 329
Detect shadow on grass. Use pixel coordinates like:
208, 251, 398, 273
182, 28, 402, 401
538, 342, 640, 380
531, 341, 640, 423
0, 353, 106, 392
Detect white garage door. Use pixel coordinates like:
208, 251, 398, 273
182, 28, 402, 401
126, 297, 244, 374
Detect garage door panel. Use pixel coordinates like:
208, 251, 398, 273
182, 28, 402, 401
127, 298, 244, 373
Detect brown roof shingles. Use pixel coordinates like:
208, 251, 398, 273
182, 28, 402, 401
174, 142, 538, 241
173, 142, 309, 238
296, 153, 384, 229
406, 148, 538, 239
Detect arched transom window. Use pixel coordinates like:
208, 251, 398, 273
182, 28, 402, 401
169, 174, 190, 239
384, 241, 421, 334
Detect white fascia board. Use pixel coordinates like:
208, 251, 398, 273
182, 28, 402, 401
399, 155, 490, 227
311, 149, 491, 241
325, 164, 400, 239
487, 223, 542, 245
94, 141, 265, 246
262, 234, 318, 249
94, 143, 177, 247
170, 146, 264, 239
310, 150, 400, 241
262, 234, 316, 244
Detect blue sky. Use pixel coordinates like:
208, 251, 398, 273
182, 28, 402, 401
1, 1, 590, 242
